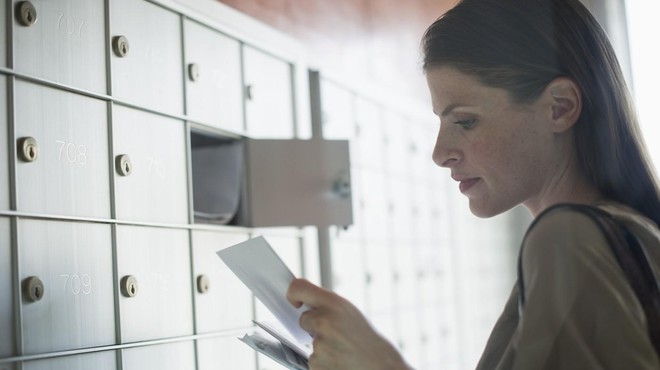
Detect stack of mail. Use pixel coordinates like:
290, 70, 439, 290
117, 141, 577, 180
217, 236, 313, 370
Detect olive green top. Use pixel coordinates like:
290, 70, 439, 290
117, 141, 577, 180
477, 203, 660, 370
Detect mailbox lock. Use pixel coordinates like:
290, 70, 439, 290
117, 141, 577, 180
115, 154, 132, 176
112, 36, 130, 58
17, 1, 38, 27
18, 137, 39, 162
23, 276, 44, 303
188, 63, 200, 82
196, 274, 210, 294
120, 275, 138, 298
332, 171, 351, 199
245, 85, 254, 101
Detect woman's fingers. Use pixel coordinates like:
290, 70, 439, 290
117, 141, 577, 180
287, 278, 336, 309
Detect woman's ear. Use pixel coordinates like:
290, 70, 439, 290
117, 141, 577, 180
544, 77, 582, 133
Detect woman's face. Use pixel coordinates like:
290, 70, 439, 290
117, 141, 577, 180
427, 67, 562, 217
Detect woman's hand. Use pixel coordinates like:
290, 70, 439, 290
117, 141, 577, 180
287, 278, 411, 370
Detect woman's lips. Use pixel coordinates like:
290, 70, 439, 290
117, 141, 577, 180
459, 178, 480, 193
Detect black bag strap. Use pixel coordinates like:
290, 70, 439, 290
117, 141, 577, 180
517, 203, 660, 356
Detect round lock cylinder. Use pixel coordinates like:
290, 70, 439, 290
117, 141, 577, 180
18, 137, 39, 162
120, 275, 138, 298
112, 36, 130, 57
16, 1, 38, 27
23, 276, 45, 303
115, 154, 132, 176
197, 274, 210, 294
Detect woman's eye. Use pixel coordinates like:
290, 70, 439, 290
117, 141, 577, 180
454, 119, 477, 129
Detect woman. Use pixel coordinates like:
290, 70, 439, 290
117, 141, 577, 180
287, 0, 660, 368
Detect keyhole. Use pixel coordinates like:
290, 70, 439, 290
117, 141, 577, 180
28, 146, 35, 159
34, 286, 41, 299
130, 284, 135, 295
121, 44, 127, 54
124, 162, 130, 173
26, 11, 33, 22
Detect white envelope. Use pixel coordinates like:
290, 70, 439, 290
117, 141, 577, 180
217, 236, 314, 347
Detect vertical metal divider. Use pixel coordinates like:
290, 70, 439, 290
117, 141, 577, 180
308, 70, 334, 290
238, 43, 259, 359
179, 14, 201, 370
289, 63, 298, 139
103, 1, 123, 369
6, 1, 23, 369
238, 42, 248, 134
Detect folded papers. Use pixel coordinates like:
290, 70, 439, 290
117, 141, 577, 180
217, 236, 313, 369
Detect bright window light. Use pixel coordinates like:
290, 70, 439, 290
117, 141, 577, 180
626, 0, 660, 173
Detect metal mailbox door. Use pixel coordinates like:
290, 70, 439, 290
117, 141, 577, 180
122, 341, 195, 370
110, 0, 183, 115
354, 97, 385, 171
320, 79, 354, 140
383, 111, 412, 177
19, 219, 115, 354
0, 2, 5, 68
14, 81, 110, 218
197, 336, 256, 370
116, 225, 193, 343
359, 170, 389, 243
0, 218, 13, 358
331, 240, 367, 310
192, 230, 252, 333
0, 76, 7, 211
184, 19, 243, 133
243, 45, 294, 139
388, 178, 413, 243
243, 139, 353, 227
112, 105, 188, 224
13, 0, 106, 94
24, 351, 117, 370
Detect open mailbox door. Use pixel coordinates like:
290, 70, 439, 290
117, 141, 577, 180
240, 138, 352, 228
191, 133, 353, 228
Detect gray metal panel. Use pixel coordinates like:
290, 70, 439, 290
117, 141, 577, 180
191, 230, 251, 333
0, 218, 13, 358
197, 336, 256, 370
0, 76, 7, 211
13, 0, 106, 93
122, 341, 195, 370
0, 363, 15, 370
112, 105, 189, 224
23, 351, 117, 370
244, 139, 353, 227
0, 0, 6, 67
14, 81, 110, 218
116, 225, 193, 343
19, 219, 115, 354
243, 46, 294, 139
110, 0, 183, 115
184, 19, 243, 133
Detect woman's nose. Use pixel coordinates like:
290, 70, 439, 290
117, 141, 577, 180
432, 125, 459, 168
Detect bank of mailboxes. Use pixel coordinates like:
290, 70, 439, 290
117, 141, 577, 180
2, 0, 355, 368
0, 0, 356, 370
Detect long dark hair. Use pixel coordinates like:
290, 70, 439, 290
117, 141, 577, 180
422, 0, 660, 226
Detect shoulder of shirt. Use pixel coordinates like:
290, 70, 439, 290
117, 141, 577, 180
523, 205, 606, 259
522, 202, 658, 265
